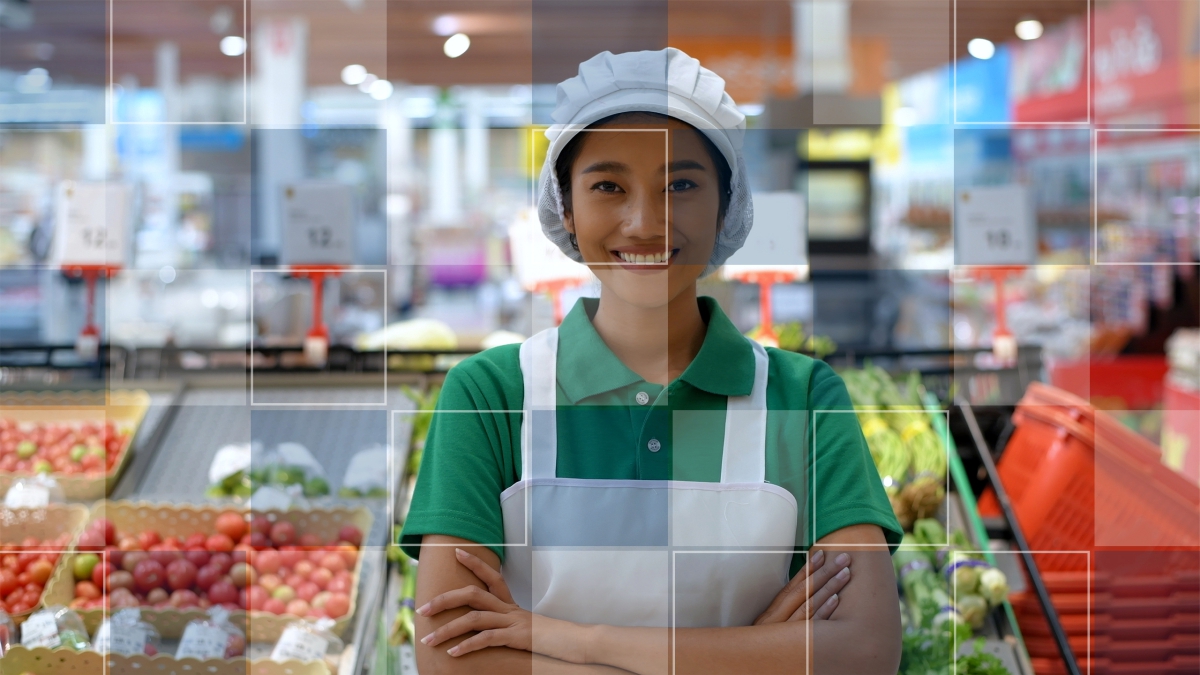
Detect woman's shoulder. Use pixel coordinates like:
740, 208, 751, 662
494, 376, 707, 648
441, 343, 524, 409
763, 348, 848, 405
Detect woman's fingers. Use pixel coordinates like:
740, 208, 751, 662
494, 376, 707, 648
416, 584, 510, 618
421, 610, 509, 648
811, 593, 840, 621
753, 549, 826, 625
455, 548, 516, 604
789, 564, 851, 621
446, 629, 514, 657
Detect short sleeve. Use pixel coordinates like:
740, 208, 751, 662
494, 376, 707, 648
808, 360, 904, 553
399, 347, 522, 563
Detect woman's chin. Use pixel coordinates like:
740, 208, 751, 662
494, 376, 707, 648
592, 266, 703, 309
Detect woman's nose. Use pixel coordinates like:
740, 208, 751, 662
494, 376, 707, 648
622, 187, 667, 239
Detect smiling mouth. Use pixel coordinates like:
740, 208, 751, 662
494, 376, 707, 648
611, 249, 679, 265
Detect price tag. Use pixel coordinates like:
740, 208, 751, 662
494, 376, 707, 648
954, 185, 1036, 265
271, 625, 330, 662
281, 181, 355, 265
721, 191, 808, 275
94, 621, 147, 655
21, 610, 60, 649
209, 443, 254, 484
53, 181, 131, 266
176, 623, 229, 660
5, 484, 49, 509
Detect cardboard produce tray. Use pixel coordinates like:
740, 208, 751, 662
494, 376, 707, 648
43, 500, 372, 643
0, 504, 90, 625
0, 646, 330, 675
0, 390, 150, 500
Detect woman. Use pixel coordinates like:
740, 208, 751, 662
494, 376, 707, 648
401, 48, 904, 675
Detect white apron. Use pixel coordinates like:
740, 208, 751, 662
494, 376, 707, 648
500, 327, 798, 628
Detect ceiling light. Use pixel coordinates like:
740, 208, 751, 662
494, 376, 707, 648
1015, 19, 1043, 41
892, 106, 918, 127
219, 36, 245, 57
967, 38, 995, 60
432, 15, 459, 37
369, 80, 394, 100
357, 73, 378, 93
444, 33, 470, 58
341, 64, 367, 86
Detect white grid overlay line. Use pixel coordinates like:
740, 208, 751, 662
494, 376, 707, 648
529, 128, 673, 263
108, 0, 248, 125
1093, 127, 1200, 266
952, 0, 1092, 126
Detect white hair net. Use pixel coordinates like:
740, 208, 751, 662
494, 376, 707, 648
537, 47, 753, 277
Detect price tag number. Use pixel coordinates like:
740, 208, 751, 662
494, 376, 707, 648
308, 227, 334, 249
80, 228, 108, 249
985, 229, 1011, 249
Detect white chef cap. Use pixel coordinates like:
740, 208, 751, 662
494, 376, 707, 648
537, 47, 753, 277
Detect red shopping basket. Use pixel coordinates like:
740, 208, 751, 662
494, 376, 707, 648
978, 382, 1200, 571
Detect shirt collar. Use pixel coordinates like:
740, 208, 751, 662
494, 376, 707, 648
555, 296, 756, 403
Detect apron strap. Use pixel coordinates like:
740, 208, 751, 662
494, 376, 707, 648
519, 327, 559, 481
720, 339, 770, 483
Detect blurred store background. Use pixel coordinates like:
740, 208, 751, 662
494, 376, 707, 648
0, 2, 1199, 673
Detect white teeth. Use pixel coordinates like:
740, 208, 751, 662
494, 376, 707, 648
618, 251, 673, 264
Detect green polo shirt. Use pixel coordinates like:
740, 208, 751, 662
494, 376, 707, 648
400, 296, 902, 577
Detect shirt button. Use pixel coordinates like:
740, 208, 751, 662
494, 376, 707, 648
647, 438, 661, 453
635, 391, 650, 405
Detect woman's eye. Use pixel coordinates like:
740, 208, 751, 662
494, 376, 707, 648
591, 181, 621, 193
668, 179, 697, 192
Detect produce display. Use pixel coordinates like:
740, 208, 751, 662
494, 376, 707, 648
895, 520, 1012, 675
0, 420, 126, 477
0, 533, 73, 616
842, 365, 948, 529
68, 513, 361, 622
744, 322, 838, 357
207, 464, 331, 500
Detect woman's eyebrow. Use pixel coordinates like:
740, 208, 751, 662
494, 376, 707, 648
664, 159, 707, 173
580, 160, 629, 175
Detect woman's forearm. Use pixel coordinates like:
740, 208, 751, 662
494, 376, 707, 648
419, 642, 633, 675
587, 619, 897, 675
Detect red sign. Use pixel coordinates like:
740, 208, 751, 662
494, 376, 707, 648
1011, 16, 1088, 122
1092, 0, 1185, 125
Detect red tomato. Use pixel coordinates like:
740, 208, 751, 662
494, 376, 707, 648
132, 559, 166, 592
215, 512, 248, 542
278, 548, 305, 569
337, 526, 363, 547
194, 564, 223, 591
253, 550, 282, 576
319, 553, 347, 575
75, 581, 101, 600
206, 534, 234, 553
27, 560, 53, 585
137, 530, 162, 550
309, 568, 332, 590
327, 575, 352, 595
294, 561, 315, 578
324, 593, 350, 618
208, 579, 239, 606
263, 598, 286, 615
165, 559, 198, 591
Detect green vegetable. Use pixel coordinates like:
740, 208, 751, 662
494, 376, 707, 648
303, 476, 330, 497
339, 487, 362, 498
977, 568, 1010, 606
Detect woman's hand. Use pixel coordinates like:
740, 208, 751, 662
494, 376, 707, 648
752, 548, 852, 625
417, 548, 536, 657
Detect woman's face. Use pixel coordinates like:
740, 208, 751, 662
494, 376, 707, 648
562, 116, 722, 309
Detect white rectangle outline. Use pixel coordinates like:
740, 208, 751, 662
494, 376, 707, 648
395, 409, 530, 549
950, 550, 1091, 675
953, 0, 1091, 127
671, 549, 812, 675
1093, 127, 1200, 266
529, 127, 671, 262
107, 0, 248, 125
248, 267, 388, 407
813, 409, 952, 547
948, 163, 1042, 268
